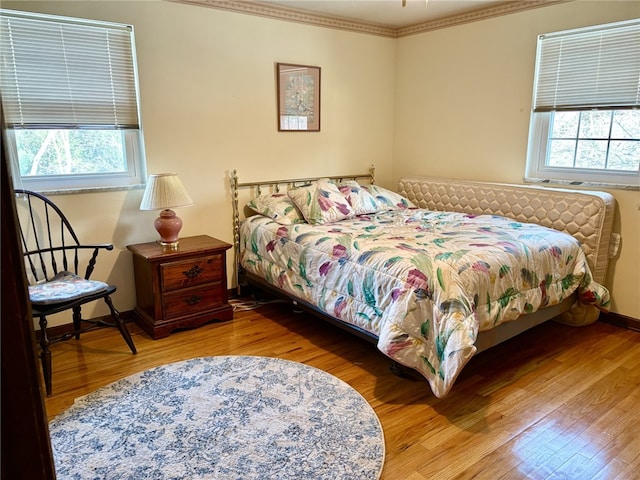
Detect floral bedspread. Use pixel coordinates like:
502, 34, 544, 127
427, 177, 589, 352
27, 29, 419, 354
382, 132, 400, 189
239, 209, 610, 397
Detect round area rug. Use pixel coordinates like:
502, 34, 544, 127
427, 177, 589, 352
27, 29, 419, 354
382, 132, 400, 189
49, 356, 385, 479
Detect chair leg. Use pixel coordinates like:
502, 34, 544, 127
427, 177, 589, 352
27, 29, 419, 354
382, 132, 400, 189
72, 305, 82, 340
38, 315, 53, 396
104, 295, 137, 355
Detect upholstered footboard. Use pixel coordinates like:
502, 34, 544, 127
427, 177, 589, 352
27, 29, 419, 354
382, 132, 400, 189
397, 177, 617, 326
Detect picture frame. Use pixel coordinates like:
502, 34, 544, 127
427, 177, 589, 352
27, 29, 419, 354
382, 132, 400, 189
276, 63, 321, 132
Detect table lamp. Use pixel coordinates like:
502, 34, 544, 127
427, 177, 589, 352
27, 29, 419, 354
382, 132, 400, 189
140, 173, 194, 248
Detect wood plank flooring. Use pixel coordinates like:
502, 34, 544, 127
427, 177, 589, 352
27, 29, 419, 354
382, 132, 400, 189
43, 299, 640, 479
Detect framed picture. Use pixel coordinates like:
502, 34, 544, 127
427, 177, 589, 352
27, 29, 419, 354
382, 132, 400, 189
277, 63, 321, 132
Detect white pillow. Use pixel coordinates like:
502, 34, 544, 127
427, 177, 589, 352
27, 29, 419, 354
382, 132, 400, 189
247, 192, 305, 225
362, 184, 416, 211
337, 180, 380, 215
287, 178, 354, 225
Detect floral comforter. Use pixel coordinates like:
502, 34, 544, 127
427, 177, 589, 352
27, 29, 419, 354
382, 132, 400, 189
239, 209, 610, 397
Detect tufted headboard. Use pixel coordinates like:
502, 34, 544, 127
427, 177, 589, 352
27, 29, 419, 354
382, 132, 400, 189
397, 177, 617, 286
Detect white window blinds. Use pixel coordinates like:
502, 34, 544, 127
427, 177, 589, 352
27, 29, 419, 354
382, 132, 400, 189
533, 18, 640, 112
0, 9, 140, 129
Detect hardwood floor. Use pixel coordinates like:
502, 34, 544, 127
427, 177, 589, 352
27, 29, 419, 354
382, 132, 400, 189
44, 299, 640, 479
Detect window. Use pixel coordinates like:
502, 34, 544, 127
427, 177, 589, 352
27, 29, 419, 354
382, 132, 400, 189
526, 19, 640, 188
0, 9, 146, 192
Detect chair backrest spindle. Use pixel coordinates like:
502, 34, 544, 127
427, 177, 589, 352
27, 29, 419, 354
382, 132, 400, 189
18, 196, 42, 282
14, 190, 85, 284
46, 203, 62, 279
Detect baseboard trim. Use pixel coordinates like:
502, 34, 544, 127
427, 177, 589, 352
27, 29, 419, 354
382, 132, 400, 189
34, 309, 640, 340
599, 311, 640, 333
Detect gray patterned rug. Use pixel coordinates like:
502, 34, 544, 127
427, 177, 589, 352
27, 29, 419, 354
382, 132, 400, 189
49, 356, 385, 479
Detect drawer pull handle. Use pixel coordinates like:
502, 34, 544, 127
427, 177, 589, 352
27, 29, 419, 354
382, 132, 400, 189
185, 295, 202, 306
183, 265, 203, 280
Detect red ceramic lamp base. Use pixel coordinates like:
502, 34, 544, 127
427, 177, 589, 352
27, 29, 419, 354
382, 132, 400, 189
154, 209, 183, 248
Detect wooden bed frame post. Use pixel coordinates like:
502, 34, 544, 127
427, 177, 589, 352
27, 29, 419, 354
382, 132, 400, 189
230, 169, 242, 297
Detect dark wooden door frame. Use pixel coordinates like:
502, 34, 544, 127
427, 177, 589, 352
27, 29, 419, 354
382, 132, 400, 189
1, 110, 56, 478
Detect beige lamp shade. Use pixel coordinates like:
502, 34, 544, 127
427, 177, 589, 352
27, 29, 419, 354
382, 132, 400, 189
140, 173, 194, 248
140, 173, 194, 211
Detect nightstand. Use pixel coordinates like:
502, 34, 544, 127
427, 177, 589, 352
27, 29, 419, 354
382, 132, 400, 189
127, 235, 233, 339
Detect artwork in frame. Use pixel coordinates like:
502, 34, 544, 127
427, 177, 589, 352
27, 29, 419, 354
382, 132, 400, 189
277, 63, 321, 132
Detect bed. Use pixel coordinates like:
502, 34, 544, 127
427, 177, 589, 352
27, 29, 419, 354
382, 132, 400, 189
230, 169, 616, 398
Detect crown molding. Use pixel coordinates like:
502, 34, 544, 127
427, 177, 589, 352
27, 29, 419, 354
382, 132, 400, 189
168, 0, 397, 37
398, 1, 570, 37
168, 0, 570, 38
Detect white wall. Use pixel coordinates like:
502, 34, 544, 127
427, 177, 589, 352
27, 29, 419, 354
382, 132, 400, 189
4, 0, 396, 326
394, 1, 640, 318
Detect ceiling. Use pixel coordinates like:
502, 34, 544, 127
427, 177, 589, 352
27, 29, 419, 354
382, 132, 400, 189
172, 0, 566, 37
257, 0, 505, 28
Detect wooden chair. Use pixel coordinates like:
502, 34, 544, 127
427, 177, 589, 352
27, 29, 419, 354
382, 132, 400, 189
14, 189, 137, 395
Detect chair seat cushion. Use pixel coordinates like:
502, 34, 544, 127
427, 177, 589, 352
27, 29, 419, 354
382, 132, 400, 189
29, 271, 109, 305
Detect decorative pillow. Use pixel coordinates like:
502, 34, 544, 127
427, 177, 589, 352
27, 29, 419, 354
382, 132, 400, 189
247, 192, 305, 225
362, 184, 416, 211
287, 178, 354, 225
337, 180, 380, 215
29, 271, 109, 305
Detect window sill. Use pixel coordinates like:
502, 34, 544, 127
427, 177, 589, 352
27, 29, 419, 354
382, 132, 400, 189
524, 177, 640, 191
34, 184, 146, 196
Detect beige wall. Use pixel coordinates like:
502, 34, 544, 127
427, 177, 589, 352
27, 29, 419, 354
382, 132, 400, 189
5, 0, 639, 323
4, 0, 396, 326
394, 1, 640, 318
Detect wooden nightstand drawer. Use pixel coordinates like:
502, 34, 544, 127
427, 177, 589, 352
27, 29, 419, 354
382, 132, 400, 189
160, 254, 222, 291
163, 282, 225, 319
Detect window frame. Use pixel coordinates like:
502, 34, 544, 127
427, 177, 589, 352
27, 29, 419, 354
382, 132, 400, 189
2, 128, 146, 193
526, 110, 639, 188
0, 9, 147, 194
525, 18, 640, 189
